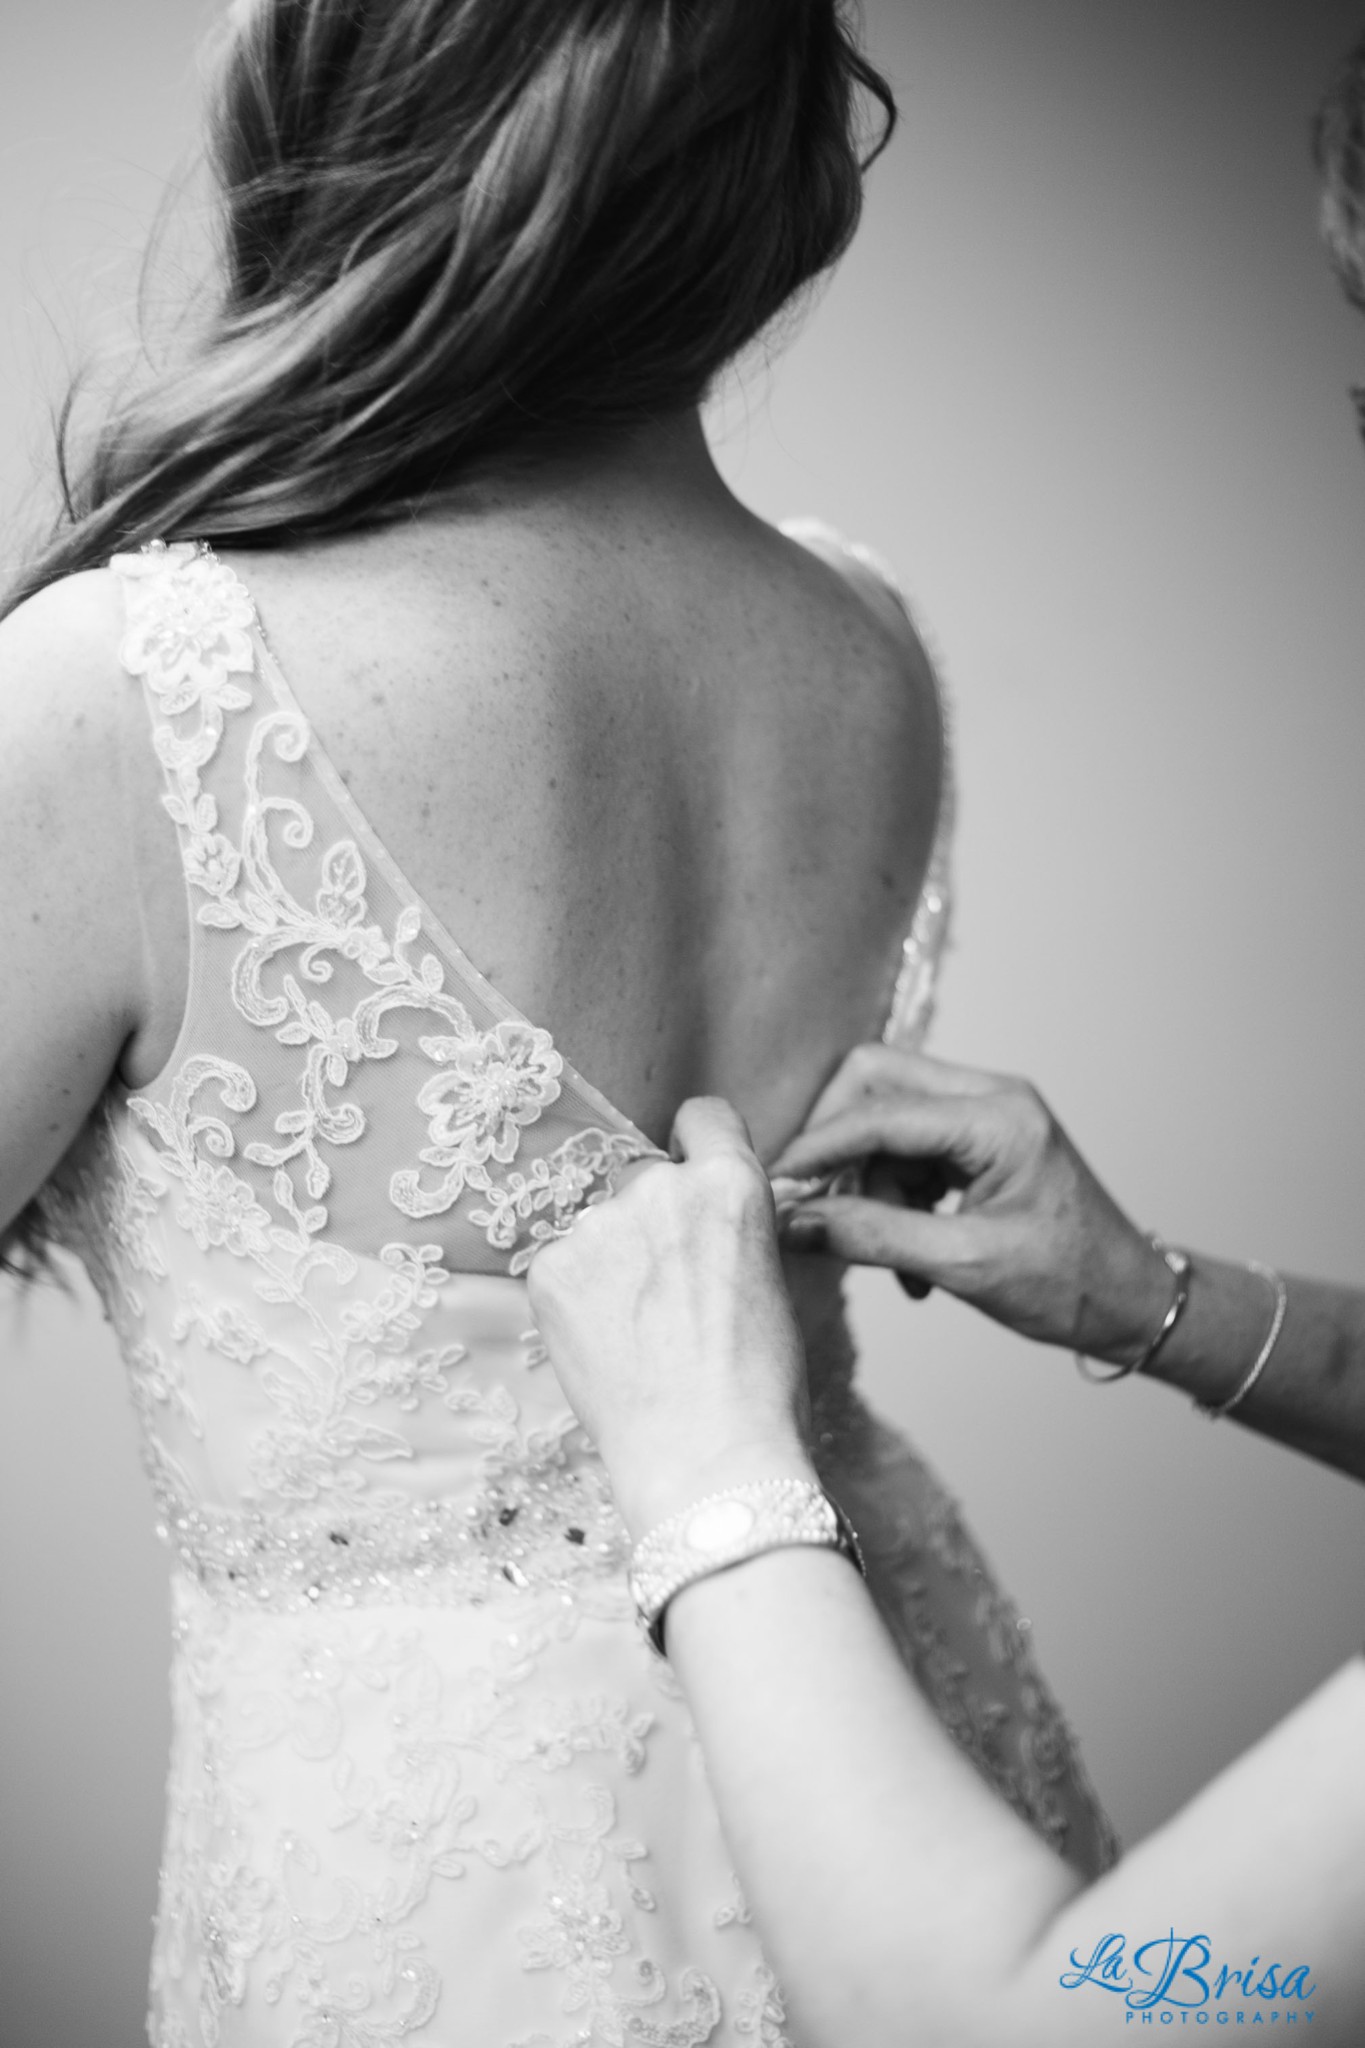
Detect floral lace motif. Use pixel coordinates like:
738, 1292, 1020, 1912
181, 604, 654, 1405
731, 1968, 793, 2046
117, 541, 655, 1279
152, 1580, 729, 2048
34, 535, 1115, 2046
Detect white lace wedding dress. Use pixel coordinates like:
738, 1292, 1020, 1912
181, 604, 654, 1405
43, 530, 1114, 2048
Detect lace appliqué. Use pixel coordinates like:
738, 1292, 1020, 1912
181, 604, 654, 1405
153, 1583, 730, 2048
732, 1967, 793, 2047
116, 541, 652, 1279
40, 533, 1117, 2048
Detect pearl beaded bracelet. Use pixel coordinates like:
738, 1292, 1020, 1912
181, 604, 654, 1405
628, 1476, 864, 1657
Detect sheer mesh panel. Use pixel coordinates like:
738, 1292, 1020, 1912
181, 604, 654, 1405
113, 541, 660, 1282
113, 532, 951, 1282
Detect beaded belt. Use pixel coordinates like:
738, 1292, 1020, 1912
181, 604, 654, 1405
157, 1463, 632, 1612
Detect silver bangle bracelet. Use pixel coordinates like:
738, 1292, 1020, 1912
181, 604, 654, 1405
1196, 1260, 1288, 1419
1075, 1235, 1191, 1384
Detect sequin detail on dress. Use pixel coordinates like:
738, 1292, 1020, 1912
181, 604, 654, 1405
41, 537, 1112, 2048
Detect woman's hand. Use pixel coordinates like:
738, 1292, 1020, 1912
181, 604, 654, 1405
772, 1044, 1171, 1365
528, 1075, 1365, 2048
527, 1098, 815, 1536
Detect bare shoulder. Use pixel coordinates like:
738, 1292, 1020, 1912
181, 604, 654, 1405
0, 565, 143, 912
767, 517, 943, 790
0, 562, 146, 952
770, 519, 940, 713
0, 566, 130, 744
1, 562, 125, 649
0, 565, 153, 1228
774, 517, 926, 633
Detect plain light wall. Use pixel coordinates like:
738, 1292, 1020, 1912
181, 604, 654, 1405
2, 4, 1364, 2044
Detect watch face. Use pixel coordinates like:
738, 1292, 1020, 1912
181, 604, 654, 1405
682, 1499, 757, 1555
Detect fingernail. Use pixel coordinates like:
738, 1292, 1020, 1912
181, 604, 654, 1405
782, 1211, 827, 1250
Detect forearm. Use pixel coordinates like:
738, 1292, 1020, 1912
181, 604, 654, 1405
665, 1543, 1365, 2045
530, 1095, 1365, 2038
663, 1540, 1078, 2047
1142, 1258, 1365, 1481
773, 1048, 1365, 1483
1027, 1659, 1365, 2036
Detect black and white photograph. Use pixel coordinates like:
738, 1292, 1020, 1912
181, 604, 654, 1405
2, 3, 1364, 2044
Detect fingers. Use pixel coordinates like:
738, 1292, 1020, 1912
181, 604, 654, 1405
785, 1194, 970, 1283
536, 1101, 767, 1281
611, 1154, 671, 1196
670, 1096, 759, 1166
897, 1269, 934, 1302
771, 1093, 997, 1187
793, 1043, 1001, 1143
863, 1152, 950, 1212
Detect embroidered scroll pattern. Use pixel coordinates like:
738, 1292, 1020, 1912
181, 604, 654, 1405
30, 538, 1112, 2045
117, 541, 653, 1282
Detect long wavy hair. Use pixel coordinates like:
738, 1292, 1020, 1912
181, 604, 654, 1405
2, 0, 895, 1276
1316, 30, 1365, 305
1315, 29, 1365, 436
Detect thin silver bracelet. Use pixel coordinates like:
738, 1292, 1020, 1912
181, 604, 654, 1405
1196, 1261, 1288, 1419
1075, 1235, 1191, 1384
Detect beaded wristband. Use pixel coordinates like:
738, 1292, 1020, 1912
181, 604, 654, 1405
1075, 1235, 1192, 1384
628, 1476, 864, 1657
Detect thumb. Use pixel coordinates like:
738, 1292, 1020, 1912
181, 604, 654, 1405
785, 1194, 975, 1287
669, 1095, 760, 1166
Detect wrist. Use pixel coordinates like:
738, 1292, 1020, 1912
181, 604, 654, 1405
1078, 1227, 1181, 1364
629, 1471, 864, 1657
608, 1431, 818, 1543
1143, 1252, 1288, 1407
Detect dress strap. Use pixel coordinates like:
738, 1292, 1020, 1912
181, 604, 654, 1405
110, 539, 265, 919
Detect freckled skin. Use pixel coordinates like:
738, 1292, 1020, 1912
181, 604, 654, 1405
0, 412, 941, 1227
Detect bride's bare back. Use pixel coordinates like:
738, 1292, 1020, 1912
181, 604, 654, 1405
0, 417, 940, 1239
128, 417, 944, 1160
